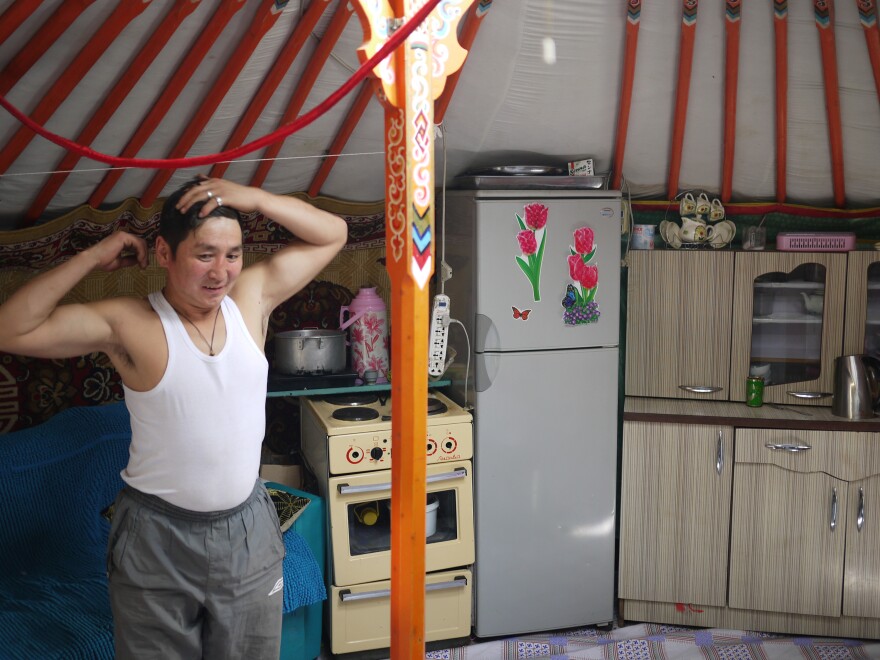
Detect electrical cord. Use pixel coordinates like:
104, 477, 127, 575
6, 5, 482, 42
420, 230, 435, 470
620, 173, 633, 266
438, 121, 449, 294
447, 318, 471, 410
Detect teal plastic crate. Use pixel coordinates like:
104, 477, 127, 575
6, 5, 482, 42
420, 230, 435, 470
266, 483, 326, 660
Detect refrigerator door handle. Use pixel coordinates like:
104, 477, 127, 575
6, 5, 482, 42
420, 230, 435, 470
475, 313, 495, 354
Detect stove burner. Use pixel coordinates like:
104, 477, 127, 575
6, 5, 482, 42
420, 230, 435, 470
331, 407, 381, 422
323, 393, 379, 406
427, 397, 448, 415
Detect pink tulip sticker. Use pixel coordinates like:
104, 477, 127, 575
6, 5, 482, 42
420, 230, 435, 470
562, 225, 600, 326
514, 203, 549, 301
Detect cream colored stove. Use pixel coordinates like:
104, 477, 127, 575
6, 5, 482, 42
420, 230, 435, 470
300, 390, 474, 655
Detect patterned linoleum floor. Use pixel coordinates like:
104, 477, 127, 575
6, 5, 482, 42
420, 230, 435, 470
424, 623, 880, 659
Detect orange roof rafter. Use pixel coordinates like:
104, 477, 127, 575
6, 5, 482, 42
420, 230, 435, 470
307, 80, 374, 196
0, 1, 152, 176
0, 0, 96, 96
24, 0, 201, 226
88, 0, 248, 208
140, 0, 287, 206
250, 0, 356, 188
0, 1, 41, 47
435, 0, 491, 123
210, 0, 334, 180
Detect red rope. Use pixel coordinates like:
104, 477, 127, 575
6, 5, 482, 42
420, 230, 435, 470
0, 0, 442, 171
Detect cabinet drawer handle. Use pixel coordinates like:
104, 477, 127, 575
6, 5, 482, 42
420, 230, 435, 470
830, 487, 838, 532
339, 576, 468, 602
857, 487, 865, 533
764, 442, 812, 452
716, 430, 724, 475
786, 391, 832, 399
679, 385, 722, 394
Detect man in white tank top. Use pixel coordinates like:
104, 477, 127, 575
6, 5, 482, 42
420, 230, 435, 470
0, 176, 347, 659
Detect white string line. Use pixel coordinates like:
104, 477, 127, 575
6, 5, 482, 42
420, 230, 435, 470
0, 150, 386, 179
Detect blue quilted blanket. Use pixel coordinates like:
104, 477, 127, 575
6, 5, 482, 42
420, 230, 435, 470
0, 402, 324, 660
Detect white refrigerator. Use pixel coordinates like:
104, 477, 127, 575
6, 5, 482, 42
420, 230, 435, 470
440, 185, 621, 637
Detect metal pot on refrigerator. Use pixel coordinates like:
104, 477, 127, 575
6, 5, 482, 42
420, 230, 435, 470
831, 354, 880, 419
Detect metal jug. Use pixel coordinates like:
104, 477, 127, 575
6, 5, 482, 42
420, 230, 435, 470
831, 354, 880, 419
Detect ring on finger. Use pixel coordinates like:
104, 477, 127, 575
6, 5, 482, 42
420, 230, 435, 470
215, 196, 223, 207
206, 190, 214, 200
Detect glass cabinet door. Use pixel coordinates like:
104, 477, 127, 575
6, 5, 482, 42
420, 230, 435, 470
864, 262, 880, 358
749, 263, 826, 388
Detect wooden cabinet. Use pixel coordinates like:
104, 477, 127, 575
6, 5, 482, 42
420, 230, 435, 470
625, 251, 734, 400
844, 251, 880, 358
620, 399, 880, 637
730, 252, 846, 406
626, 250, 854, 405
844, 473, 880, 618
618, 421, 733, 606
728, 428, 880, 619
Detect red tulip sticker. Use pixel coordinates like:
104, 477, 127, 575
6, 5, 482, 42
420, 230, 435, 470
516, 203, 548, 301
514, 203, 549, 301
563, 225, 600, 326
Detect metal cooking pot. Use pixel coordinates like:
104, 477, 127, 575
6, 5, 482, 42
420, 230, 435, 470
274, 329, 346, 375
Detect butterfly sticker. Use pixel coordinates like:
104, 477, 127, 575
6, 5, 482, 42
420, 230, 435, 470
512, 306, 532, 320
561, 284, 577, 308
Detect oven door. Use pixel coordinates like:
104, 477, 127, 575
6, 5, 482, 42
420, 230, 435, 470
330, 569, 472, 654
328, 460, 474, 586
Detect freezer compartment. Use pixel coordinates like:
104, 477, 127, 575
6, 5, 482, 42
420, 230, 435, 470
441, 193, 621, 355
329, 569, 472, 654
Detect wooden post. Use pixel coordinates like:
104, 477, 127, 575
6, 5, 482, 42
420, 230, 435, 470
351, 2, 475, 657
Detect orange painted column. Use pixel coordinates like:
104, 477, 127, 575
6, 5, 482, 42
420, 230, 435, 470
611, 0, 642, 191
814, 0, 846, 208
667, 0, 699, 200
352, 2, 474, 656
857, 0, 880, 103
721, 0, 742, 203
384, 67, 432, 655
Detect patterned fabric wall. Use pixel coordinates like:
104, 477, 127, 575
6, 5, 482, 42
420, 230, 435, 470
0, 195, 390, 436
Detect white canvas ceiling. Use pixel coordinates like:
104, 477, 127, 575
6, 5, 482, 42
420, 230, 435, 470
0, 0, 878, 232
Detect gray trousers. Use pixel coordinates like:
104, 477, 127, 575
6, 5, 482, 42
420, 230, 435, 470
107, 481, 285, 659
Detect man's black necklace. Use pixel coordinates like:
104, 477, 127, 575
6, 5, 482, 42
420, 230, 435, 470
174, 305, 222, 356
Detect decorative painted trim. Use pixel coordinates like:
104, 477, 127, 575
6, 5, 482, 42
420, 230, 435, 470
627, 0, 642, 25
682, 0, 699, 27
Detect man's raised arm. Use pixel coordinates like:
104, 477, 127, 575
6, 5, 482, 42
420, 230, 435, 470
0, 231, 149, 358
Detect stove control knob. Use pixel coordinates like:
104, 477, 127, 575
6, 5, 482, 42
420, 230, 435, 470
442, 437, 457, 453
370, 446, 384, 461
346, 447, 364, 464
426, 438, 437, 456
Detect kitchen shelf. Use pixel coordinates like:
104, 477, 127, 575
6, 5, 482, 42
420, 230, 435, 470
267, 379, 451, 398
750, 356, 816, 364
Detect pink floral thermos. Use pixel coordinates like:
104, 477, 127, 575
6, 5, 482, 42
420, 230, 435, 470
339, 287, 390, 382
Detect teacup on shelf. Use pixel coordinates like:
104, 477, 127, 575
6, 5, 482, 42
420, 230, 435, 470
679, 192, 697, 216
695, 192, 711, 216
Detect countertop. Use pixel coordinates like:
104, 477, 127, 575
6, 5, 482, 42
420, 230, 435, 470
624, 396, 880, 432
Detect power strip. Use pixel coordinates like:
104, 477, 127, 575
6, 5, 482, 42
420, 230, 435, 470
428, 294, 451, 377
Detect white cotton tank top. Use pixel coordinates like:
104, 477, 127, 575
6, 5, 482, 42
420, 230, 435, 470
121, 291, 269, 511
